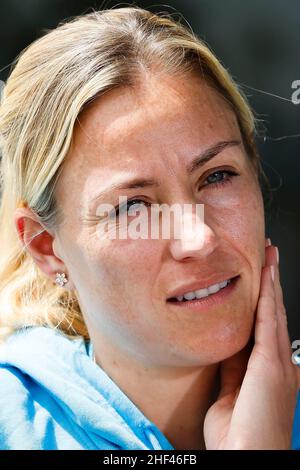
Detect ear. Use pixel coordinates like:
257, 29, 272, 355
14, 207, 74, 290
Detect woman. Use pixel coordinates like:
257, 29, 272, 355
0, 6, 299, 450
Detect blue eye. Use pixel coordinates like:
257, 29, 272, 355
115, 199, 150, 217
204, 170, 238, 187
111, 171, 237, 218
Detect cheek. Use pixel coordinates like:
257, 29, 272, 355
203, 182, 265, 253
205, 185, 265, 304
76, 236, 160, 309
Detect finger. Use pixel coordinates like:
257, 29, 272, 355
253, 265, 278, 359
264, 243, 275, 267
272, 253, 292, 366
265, 245, 293, 367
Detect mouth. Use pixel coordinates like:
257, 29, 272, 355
166, 275, 240, 310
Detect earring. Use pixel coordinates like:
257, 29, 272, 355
55, 272, 68, 287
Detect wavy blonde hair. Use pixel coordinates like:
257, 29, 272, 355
0, 6, 263, 342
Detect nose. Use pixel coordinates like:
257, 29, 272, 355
168, 206, 219, 261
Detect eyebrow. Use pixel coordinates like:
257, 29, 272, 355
89, 139, 241, 205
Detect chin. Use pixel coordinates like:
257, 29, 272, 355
203, 324, 253, 365
171, 317, 254, 367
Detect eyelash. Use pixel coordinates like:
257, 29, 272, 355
114, 170, 238, 216
201, 169, 238, 188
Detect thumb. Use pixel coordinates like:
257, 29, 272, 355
218, 339, 253, 399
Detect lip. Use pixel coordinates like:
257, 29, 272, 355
166, 273, 240, 300
166, 275, 240, 310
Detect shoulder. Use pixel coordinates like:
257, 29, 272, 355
0, 327, 90, 449
0, 365, 45, 449
0, 364, 33, 407
0, 326, 174, 451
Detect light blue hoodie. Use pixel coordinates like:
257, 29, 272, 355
0, 326, 299, 450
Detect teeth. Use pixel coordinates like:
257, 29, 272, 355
175, 278, 231, 302
219, 280, 228, 289
195, 288, 209, 299
208, 283, 220, 294
183, 291, 196, 300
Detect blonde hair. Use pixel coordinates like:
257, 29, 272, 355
0, 6, 262, 342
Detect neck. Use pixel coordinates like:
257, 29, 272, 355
91, 331, 219, 450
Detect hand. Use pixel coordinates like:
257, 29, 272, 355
204, 240, 300, 449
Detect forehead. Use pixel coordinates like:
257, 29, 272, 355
57, 73, 240, 202
76, 73, 237, 153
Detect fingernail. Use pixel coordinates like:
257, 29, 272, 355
275, 246, 279, 264
270, 265, 275, 282
265, 238, 271, 247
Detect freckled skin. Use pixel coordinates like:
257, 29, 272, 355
54, 72, 265, 368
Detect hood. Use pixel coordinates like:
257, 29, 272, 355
0, 326, 174, 450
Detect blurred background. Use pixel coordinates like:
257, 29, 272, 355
0, 0, 299, 338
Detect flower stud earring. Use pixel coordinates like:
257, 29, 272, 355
55, 272, 68, 287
